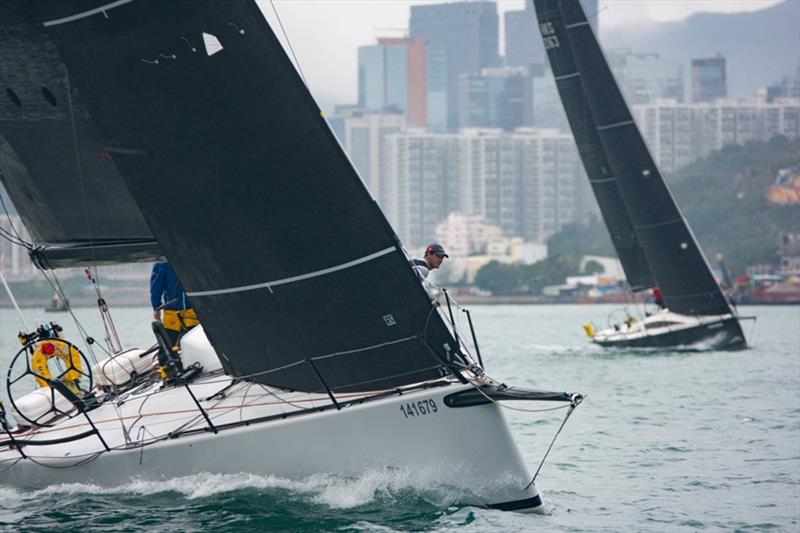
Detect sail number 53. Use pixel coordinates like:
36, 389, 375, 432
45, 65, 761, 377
400, 399, 438, 419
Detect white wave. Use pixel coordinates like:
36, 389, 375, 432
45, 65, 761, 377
0, 467, 475, 510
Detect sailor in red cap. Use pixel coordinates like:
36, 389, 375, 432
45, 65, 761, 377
410, 243, 449, 281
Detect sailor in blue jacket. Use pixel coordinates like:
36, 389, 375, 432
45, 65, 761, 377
150, 261, 198, 346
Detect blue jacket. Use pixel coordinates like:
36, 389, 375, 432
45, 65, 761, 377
150, 262, 189, 311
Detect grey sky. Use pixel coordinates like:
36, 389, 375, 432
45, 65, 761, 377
257, 0, 785, 111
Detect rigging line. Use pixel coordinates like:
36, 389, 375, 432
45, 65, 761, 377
0, 194, 33, 250
267, 0, 309, 88
64, 67, 105, 296
40, 268, 105, 367
524, 398, 580, 490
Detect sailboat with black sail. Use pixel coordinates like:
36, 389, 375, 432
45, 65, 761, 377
0, 0, 582, 512
532, 0, 747, 349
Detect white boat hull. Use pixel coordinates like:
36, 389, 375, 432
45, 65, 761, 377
0, 381, 543, 511
591, 309, 746, 349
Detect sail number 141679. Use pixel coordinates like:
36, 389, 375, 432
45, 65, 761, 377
400, 399, 438, 419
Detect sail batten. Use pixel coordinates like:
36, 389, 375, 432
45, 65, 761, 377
25, 0, 457, 392
186, 246, 398, 297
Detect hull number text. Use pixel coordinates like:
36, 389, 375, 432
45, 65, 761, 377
400, 399, 438, 419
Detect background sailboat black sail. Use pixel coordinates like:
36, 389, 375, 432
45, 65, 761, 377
533, 0, 745, 347
0, 3, 160, 268
16, 0, 461, 392
530, 0, 653, 292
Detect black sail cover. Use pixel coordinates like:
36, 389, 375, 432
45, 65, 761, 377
532, 0, 653, 291
0, 2, 160, 268
554, 0, 734, 317
30, 0, 458, 392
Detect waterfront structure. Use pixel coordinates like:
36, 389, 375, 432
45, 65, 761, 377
632, 97, 800, 173
692, 54, 727, 103
457, 67, 533, 131
409, 1, 499, 131
357, 37, 427, 127
343, 111, 407, 209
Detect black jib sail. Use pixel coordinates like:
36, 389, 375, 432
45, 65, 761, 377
532, 0, 653, 291
29, 0, 459, 392
549, 0, 734, 317
0, 2, 160, 269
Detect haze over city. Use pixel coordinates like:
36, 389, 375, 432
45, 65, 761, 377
258, 0, 789, 111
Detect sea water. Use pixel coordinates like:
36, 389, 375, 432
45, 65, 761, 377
0, 304, 798, 532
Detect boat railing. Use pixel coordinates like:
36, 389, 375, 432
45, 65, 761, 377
1, 335, 462, 454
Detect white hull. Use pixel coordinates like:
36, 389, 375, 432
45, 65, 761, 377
1, 378, 542, 511
591, 309, 745, 349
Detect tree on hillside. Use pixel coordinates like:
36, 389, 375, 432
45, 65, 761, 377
582, 259, 605, 275
474, 256, 580, 295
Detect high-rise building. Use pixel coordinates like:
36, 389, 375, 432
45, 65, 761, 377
505, 0, 598, 71
383, 128, 596, 246
344, 111, 407, 209
504, 3, 542, 70
457, 67, 533, 131
531, 63, 569, 130
765, 65, 800, 103
410, 1, 499, 132
607, 50, 684, 104
632, 98, 800, 173
692, 54, 727, 103
357, 37, 427, 127
383, 132, 462, 246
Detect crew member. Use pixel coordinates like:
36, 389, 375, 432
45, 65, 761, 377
150, 260, 198, 350
652, 287, 665, 309
410, 243, 448, 281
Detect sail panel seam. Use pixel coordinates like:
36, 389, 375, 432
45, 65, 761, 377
43, 0, 134, 27
187, 246, 397, 297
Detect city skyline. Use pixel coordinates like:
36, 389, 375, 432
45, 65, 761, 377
258, 0, 787, 112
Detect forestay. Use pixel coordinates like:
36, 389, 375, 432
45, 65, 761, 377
30, 0, 458, 392
555, 0, 733, 316
532, 0, 654, 292
0, 2, 160, 269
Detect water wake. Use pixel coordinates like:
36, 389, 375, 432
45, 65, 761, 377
0, 467, 477, 511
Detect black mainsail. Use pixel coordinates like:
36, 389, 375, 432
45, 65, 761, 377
22, 0, 459, 392
0, 2, 160, 269
536, 0, 735, 318
532, 0, 653, 291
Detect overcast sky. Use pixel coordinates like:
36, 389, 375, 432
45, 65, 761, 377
256, 0, 786, 111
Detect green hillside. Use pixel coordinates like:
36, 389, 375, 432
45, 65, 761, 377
546, 136, 800, 277
669, 136, 799, 275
